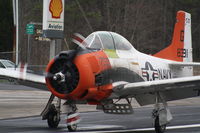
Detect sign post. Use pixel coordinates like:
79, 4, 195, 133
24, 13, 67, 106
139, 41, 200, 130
26, 23, 35, 63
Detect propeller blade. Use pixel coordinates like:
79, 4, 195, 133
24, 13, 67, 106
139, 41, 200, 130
72, 33, 87, 50
44, 72, 54, 78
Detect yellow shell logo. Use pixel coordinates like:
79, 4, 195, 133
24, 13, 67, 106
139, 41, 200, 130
49, 0, 63, 19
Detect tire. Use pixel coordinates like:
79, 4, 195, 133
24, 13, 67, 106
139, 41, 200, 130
47, 105, 60, 128
67, 124, 77, 132
155, 116, 166, 133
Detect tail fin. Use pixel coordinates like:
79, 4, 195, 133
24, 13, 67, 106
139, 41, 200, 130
154, 11, 192, 62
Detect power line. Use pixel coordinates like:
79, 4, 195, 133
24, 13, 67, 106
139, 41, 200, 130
75, 0, 93, 32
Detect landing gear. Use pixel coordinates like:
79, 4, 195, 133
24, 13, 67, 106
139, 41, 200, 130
154, 116, 166, 133
41, 94, 80, 131
67, 123, 78, 132
64, 100, 80, 132
152, 93, 172, 133
67, 112, 78, 132
41, 94, 61, 128
47, 104, 60, 128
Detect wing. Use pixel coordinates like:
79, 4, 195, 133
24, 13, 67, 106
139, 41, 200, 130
112, 76, 200, 106
0, 68, 47, 91
169, 61, 200, 67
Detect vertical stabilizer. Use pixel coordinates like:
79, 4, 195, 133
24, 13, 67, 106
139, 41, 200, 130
154, 11, 192, 62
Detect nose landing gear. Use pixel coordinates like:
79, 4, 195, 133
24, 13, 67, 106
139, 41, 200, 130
64, 100, 80, 132
41, 94, 80, 132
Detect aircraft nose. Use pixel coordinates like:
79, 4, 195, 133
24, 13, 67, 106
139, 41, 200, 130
45, 50, 80, 98
53, 72, 65, 83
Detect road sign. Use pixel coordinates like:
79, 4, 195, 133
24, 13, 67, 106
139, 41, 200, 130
26, 24, 34, 34
34, 28, 51, 41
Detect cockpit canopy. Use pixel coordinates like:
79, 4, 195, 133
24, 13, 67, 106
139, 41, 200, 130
83, 31, 135, 51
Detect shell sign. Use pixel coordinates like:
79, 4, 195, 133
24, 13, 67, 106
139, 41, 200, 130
49, 0, 63, 19
43, 0, 65, 38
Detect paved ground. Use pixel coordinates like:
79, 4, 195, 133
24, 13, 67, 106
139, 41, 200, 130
0, 83, 98, 119
1, 83, 200, 132
1, 82, 200, 119
1, 106, 200, 133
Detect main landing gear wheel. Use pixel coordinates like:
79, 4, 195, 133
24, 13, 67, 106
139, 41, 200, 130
154, 116, 166, 133
47, 104, 60, 128
67, 124, 77, 132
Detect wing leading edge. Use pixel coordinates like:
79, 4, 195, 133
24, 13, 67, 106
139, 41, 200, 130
113, 76, 200, 105
169, 62, 200, 67
0, 68, 47, 91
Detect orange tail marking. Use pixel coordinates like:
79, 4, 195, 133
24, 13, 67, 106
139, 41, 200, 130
153, 11, 185, 62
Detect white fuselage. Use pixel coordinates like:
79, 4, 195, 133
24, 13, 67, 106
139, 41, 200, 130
108, 49, 191, 82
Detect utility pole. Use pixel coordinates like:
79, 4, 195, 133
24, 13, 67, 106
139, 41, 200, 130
12, 0, 16, 63
16, 0, 19, 64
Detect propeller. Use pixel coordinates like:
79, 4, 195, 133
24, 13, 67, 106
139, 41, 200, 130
45, 33, 86, 95
45, 52, 79, 94
71, 33, 87, 50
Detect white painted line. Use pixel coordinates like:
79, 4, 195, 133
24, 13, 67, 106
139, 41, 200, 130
63, 124, 124, 133
166, 123, 200, 130
70, 123, 200, 133
79, 125, 123, 130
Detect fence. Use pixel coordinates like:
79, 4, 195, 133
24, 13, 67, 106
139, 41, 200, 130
0, 51, 16, 62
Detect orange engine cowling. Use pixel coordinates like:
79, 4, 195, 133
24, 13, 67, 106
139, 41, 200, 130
45, 50, 113, 102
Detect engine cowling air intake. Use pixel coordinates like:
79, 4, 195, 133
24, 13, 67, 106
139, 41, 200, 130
48, 57, 79, 94
45, 50, 113, 101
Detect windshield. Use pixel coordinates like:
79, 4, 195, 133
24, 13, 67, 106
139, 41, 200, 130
83, 34, 94, 46
85, 33, 103, 49
111, 32, 133, 50
98, 32, 114, 49
84, 31, 134, 51
85, 31, 115, 50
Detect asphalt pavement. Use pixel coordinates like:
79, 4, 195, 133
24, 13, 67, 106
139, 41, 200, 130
1, 106, 200, 133
1, 83, 200, 133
